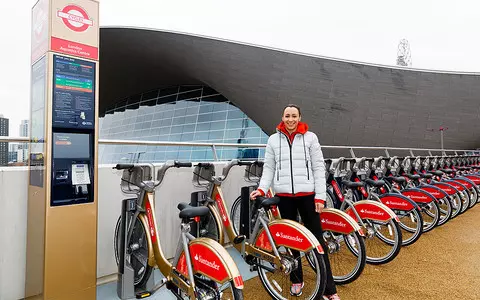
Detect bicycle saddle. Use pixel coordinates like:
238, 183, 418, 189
419, 173, 433, 179
255, 196, 280, 208
406, 174, 421, 180
177, 202, 210, 219
429, 170, 443, 176
365, 179, 385, 187
385, 176, 406, 183
341, 180, 364, 188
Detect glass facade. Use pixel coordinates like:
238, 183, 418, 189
99, 85, 268, 163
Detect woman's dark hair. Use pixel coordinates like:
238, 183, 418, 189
283, 104, 301, 116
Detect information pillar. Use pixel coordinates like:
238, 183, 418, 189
26, 0, 99, 299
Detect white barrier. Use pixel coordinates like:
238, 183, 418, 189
0, 163, 250, 300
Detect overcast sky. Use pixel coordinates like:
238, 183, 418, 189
0, 0, 478, 135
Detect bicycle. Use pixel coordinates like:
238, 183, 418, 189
113, 161, 244, 299
229, 160, 367, 285
325, 157, 403, 265
187, 160, 327, 300
353, 156, 424, 246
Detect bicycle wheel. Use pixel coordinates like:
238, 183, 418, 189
449, 194, 462, 219
459, 190, 470, 214
323, 231, 366, 285
363, 218, 402, 265
393, 207, 423, 246
256, 245, 326, 299
468, 187, 477, 208
231, 196, 242, 235
196, 205, 221, 242
114, 215, 153, 287
435, 196, 452, 226
175, 274, 244, 300
418, 201, 440, 232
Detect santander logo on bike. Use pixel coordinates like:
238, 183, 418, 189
321, 218, 347, 228
385, 200, 408, 207
275, 232, 304, 243
360, 209, 384, 216
194, 254, 220, 271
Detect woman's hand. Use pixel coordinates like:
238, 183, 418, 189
315, 202, 325, 213
250, 190, 262, 200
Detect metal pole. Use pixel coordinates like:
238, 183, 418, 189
211, 145, 218, 161
440, 130, 444, 152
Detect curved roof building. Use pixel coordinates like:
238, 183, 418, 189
99, 27, 480, 162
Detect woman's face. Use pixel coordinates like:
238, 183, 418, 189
282, 107, 301, 132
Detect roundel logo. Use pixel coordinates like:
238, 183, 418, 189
57, 5, 93, 32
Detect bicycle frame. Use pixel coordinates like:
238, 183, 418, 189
210, 183, 324, 265
134, 188, 244, 298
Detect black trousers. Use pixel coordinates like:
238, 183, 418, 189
277, 194, 337, 295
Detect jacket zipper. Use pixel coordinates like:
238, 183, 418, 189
280, 131, 295, 194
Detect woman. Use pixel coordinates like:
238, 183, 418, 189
250, 104, 340, 300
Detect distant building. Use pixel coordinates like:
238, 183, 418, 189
19, 120, 29, 162
0, 115, 8, 166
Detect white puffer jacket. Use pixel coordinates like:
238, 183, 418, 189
258, 124, 327, 202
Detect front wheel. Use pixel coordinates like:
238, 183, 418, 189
114, 215, 153, 288
312, 230, 366, 285
256, 246, 326, 300
363, 218, 402, 265
393, 207, 424, 246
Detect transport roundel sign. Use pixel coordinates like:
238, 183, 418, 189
57, 5, 93, 32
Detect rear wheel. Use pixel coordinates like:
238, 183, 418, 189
176, 273, 244, 299
449, 194, 462, 219
114, 215, 153, 288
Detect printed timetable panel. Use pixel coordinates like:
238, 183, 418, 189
52, 54, 95, 129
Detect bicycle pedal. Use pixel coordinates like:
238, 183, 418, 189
135, 291, 152, 298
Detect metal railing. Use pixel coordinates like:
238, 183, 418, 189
2, 136, 478, 162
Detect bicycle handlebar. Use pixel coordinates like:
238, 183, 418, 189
175, 161, 192, 168
113, 164, 134, 170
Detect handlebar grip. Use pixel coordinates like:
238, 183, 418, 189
174, 161, 192, 168
114, 164, 134, 170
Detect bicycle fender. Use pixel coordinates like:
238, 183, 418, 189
464, 175, 480, 185
254, 219, 324, 254
176, 238, 244, 289
417, 185, 448, 199
320, 208, 361, 235
430, 182, 459, 195
138, 214, 156, 267
345, 200, 398, 222
378, 193, 418, 211
453, 177, 475, 189
401, 188, 437, 203
443, 180, 467, 192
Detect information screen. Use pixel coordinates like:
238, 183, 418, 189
52, 55, 95, 129
53, 132, 90, 159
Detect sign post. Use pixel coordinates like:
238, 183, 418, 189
26, 0, 99, 299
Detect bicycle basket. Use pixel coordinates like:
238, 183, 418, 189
244, 162, 264, 183
192, 163, 215, 188
120, 165, 153, 194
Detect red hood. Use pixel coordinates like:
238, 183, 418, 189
277, 121, 309, 136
